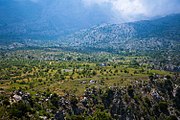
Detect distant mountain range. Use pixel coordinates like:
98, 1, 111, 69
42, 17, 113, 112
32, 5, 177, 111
0, 0, 111, 40
0, 14, 180, 55
59, 14, 180, 53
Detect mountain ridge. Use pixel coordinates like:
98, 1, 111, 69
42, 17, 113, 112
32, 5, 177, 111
58, 14, 180, 53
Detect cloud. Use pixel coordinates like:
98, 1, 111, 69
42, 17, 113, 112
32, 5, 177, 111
11, 0, 180, 23
82, 0, 180, 22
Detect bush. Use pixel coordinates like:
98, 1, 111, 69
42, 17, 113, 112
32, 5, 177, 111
166, 115, 178, 120
128, 86, 134, 98
159, 101, 169, 115
66, 115, 85, 120
90, 110, 112, 120
8, 101, 31, 118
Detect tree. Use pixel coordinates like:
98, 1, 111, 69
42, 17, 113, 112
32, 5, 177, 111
90, 110, 112, 120
128, 86, 134, 98
8, 101, 31, 119
174, 87, 180, 109
159, 101, 169, 115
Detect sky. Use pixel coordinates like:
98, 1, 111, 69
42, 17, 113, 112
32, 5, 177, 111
82, 0, 180, 22
12, 0, 180, 22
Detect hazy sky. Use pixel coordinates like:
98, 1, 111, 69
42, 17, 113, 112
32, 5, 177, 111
12, 0, 180, 22
82, 0, 180, 21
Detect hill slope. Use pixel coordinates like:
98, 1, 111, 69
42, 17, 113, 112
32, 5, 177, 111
60, 14, 180, 53
0, 0, 111, 40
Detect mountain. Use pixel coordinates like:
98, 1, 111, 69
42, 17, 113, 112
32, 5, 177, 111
0, 0, 111, 40
0, 13, 180, 56
60, 14, 180, 53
